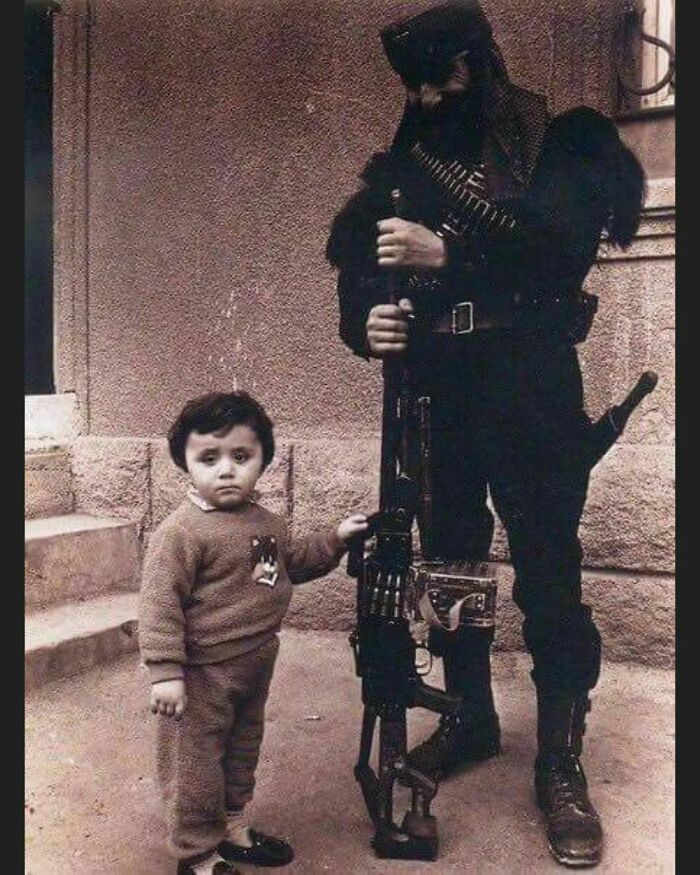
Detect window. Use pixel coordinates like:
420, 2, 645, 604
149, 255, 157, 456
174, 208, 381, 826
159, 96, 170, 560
617, 0, 675, 113
640, 0, 675, 108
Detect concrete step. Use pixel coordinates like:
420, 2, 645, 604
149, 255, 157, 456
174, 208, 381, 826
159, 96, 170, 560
25, 392, 80, 443
25, 591, 139, 691
24, 444, 74, 519
25, 513, 141, 613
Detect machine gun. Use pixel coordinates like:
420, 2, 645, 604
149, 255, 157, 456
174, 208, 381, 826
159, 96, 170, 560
346, 190, 498, 861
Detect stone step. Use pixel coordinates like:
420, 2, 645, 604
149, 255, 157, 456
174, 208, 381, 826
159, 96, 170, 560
25, 393, 80, 443
25, 591, 140, 691
25, 513, 141, 613
24, 444, 74, 519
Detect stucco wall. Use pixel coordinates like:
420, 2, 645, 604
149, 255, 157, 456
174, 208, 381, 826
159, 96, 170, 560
51, 0, 674, 658
54, 0, 634, 436
64, 175, 675, 665
47, 0, 675, 665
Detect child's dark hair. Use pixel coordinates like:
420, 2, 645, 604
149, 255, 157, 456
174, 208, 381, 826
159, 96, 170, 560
168, 391, 275, 472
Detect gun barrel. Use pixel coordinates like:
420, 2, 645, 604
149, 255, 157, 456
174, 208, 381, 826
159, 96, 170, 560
588, 370, 658, 466
386, 189, 406, 305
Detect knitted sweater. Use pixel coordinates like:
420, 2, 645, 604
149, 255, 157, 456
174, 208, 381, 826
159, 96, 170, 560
138, 498, 347, 683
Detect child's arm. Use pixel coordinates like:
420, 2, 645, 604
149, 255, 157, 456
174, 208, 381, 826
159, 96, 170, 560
337, 513, 370, 544
138, 521, 198, 716
285, 513, 368, 584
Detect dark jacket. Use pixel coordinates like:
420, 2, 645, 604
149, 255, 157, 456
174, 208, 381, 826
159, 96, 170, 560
326, 85, 640, 358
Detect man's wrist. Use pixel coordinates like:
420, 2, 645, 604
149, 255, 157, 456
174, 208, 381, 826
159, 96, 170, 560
432, 229, 449, 269
436, 224, 473, 279
436, 224, 463, 261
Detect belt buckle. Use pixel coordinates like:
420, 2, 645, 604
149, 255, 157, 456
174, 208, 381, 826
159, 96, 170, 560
452, 301, 474, 335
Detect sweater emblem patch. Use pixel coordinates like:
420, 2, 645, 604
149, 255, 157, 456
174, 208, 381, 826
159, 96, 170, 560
251, 535, 279, 587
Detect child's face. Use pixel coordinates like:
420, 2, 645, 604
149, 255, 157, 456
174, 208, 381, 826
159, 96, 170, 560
184, 423, 264, 510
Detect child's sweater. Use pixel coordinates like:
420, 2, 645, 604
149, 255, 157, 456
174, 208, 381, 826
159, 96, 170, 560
138, 498, 346, 683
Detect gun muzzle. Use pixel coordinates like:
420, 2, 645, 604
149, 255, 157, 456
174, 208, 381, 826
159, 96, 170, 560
588, 370, 658, 467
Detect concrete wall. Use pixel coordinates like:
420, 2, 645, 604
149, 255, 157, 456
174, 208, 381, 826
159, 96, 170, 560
52, 1, 674, 661
54, 0, 633, 435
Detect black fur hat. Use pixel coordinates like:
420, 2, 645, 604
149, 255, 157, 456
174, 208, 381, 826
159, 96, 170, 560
380, 1, 494, 87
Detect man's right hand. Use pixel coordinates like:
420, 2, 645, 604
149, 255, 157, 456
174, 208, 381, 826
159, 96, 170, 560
366, 298, 414, 357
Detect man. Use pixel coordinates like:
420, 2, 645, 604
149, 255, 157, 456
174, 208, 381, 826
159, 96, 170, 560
326, 0, 645, 868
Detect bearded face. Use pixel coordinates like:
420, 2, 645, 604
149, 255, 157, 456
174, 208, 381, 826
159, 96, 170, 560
405, 53, 472, 114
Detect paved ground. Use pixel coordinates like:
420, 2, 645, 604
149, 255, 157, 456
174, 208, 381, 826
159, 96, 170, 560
25, 629, 674, 874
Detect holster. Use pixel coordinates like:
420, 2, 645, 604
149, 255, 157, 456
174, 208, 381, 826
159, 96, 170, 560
514, 290, 599, 345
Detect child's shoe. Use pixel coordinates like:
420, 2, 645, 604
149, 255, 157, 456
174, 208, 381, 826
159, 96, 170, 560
218, 831, 294, 867
176, 847, 242, 874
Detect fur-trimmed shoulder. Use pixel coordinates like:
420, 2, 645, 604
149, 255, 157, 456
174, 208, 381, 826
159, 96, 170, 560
358, 150, 396, 189
539, 106, 646, 248
545, 106, 621, 157
325, 152, 397, 269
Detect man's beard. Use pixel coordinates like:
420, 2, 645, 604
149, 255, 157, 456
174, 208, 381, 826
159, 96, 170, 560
411, 90, 482, 155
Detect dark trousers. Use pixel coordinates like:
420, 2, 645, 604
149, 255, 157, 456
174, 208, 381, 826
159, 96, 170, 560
412, 331, 601, 696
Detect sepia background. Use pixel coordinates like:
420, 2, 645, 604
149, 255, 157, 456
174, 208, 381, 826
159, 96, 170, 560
27, 0, 674, 662
25, 1, 674, 871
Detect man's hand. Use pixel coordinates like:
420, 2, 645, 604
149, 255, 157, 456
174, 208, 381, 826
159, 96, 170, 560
150, 679, 187, 720
366, 298, 414, 357
337, 513, 369, 544
377, 218, 446, 269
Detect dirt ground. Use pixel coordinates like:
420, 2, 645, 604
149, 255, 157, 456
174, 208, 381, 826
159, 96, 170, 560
25, 628, 674, 874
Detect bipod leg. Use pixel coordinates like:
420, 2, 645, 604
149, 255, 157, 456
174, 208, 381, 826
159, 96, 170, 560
396, 762, 439, 859
354, 706, 381, 826
369, 708, 439, 861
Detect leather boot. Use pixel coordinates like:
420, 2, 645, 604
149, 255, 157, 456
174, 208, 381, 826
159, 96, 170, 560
405, 627, 501, 781
405, 707, 501, 781
535, 691, 603, 867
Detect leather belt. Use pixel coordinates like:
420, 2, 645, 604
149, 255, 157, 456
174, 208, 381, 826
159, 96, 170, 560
425, 301, 514, 335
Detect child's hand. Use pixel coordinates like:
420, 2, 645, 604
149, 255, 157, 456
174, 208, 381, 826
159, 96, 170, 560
150, 679, 187, 719
337, 513, 369, 544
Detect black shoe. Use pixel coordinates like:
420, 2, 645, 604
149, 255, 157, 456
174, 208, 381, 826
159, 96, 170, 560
405, 710, 501, 782
177, 850, 242, 874
536, 750, 603, 868
218, 830, 294, 867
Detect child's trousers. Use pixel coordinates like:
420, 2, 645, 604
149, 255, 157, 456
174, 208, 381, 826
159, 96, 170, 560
156, 635, 280, 859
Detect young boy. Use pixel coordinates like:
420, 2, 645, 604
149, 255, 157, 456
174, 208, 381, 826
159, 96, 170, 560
139, 391, 367, 875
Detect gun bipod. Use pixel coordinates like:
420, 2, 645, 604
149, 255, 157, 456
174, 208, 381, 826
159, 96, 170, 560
354, 703, 439, 861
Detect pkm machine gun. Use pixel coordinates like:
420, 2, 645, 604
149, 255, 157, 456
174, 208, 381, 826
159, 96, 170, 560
346, 190, 497, 862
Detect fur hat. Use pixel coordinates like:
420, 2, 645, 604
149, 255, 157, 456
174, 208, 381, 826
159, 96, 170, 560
380, 1, 494, 87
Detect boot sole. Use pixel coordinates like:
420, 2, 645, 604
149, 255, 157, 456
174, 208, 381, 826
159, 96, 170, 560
536, 793, 602, 868
547, 840, 601, 868
539, 804, 602, 868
